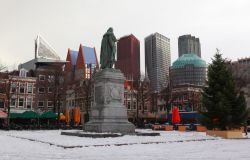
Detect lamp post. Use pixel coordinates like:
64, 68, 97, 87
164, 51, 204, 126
154, 91, 158, 124
136, 80, 141, 127
6, 76, 14, 130
7, 96, 10, 130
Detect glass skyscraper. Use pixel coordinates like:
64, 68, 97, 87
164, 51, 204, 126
145, 33, 171, 91
178, 35, 201, 58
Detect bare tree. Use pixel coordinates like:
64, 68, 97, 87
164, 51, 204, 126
35, 63, 65, 128
1, 71, 18, 129
50, 66, 65, 127
227, 61, 250, 93
135, 79, 151, 125
79, 68, 97, 123
81, 79, 92, 122
0, 63, 6, 72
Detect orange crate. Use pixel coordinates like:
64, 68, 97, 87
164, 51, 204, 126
178, 125, 186, 132
164, 125, 173, 131
196, 125, 207, 132
153, 125, 161, 130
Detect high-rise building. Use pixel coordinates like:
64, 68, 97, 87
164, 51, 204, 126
115, 34, 140, 81
145, 32, 171, 92
178, 35, 201, 57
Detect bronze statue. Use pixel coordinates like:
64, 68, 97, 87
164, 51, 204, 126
100, 27, 117, 69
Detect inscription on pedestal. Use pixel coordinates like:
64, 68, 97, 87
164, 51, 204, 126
84, 69, 135, 134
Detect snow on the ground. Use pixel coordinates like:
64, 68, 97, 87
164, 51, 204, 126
2, 129, 217, 146
0, 129, 249, 160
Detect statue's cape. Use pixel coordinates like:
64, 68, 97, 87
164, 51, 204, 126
100, 31, 117, 69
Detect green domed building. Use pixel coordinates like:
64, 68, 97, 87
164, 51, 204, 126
170, 54, 207, 113
171, 54, 207, 87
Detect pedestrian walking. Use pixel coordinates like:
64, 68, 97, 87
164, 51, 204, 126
244, 124, 248, 136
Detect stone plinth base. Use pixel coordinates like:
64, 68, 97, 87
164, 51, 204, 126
61, 130, 160, 138
84, 68, 135, 134
84, 122, 135, 134
61, 131, 122, 138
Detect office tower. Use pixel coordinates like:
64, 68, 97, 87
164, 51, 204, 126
115, 34, 140, 81
145, 33, 171, 91
178, 35, 201, 57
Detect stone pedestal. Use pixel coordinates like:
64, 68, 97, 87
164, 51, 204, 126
84, 68, 135, 134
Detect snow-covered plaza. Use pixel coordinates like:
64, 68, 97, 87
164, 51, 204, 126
0, 129, 249, 160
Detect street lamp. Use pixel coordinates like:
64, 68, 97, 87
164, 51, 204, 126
154, 91, 158, 124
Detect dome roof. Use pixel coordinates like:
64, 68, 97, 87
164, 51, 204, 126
172, 54, 207, 69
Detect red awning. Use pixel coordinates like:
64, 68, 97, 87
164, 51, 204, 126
0, 111, 7, 118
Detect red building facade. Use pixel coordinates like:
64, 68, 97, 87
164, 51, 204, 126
115, 34, 140, 81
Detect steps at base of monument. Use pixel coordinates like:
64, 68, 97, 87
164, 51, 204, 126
61, 130, 160, 138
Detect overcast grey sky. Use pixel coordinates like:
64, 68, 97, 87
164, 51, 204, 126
0, 0, 250, 72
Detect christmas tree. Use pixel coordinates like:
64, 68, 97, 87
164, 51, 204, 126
199, 50, 249, 130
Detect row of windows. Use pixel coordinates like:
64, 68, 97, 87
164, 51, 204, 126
125, 101, 148, 111
38, 101, 53, 108
11, 83, 33, 94
126, 101, 137, 110
66, 100, 75, 107
10, 97, 33, 109
38, 87, 53, 94
39, 75, 55, 82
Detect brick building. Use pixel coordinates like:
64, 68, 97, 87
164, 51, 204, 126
0, 70, 36, 112
228, 57, 250, 109
35, 62, 65, 112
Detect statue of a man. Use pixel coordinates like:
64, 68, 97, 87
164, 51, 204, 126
100, 27, 117, 69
